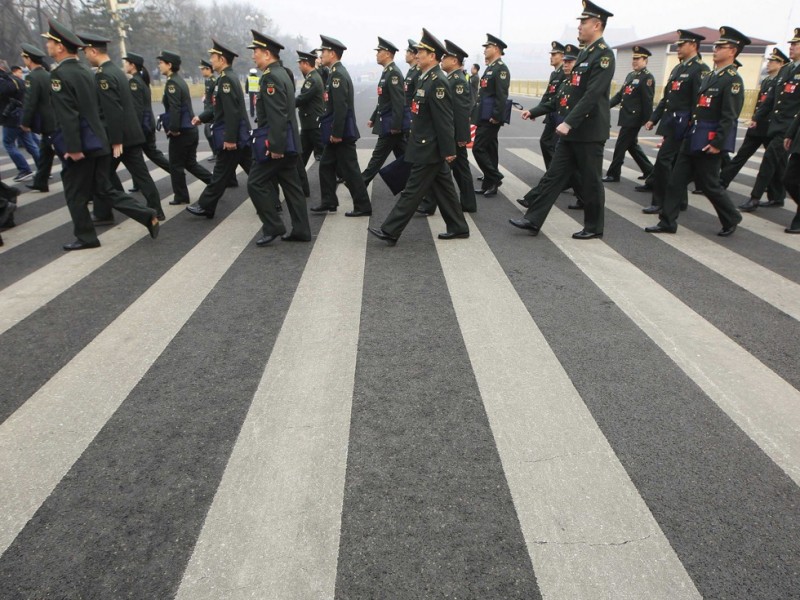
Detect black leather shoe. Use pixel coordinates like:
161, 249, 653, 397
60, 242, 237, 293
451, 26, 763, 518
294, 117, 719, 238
128, 186, 140, 193
691, 189, 705, 195
345, 210, 372, 217
508, 218, 539, 235
336, 176, 345, 184
156, 211, 166, 222
638, 175, 648, 180
416, 208, 434, 216
186, 203, 214, 218
91, 216, 115, 226
644, 224, 676, 234
310, 205, 337, 213
642, 205, 661, 214
634, 184, 653, 192
146, 218, 160, 239
601, 176, 619, 183
567, 201, 584, 210
281, 232, 311, 241
256, 234, 280, 246
738, 198, 759, 212
367, 226, 398, 245
572, 230, 603, 240
63, 239, 101, 251
438, 231, 469, 240
785, 226, 800, 234
169, 198, 190, 205
516, 198, 530, 208
760, 199, 784, 207
477, 175, 484, 181
482, 184, 499, 197
474, 188, 485, 195
717, 224, 737, 237
25, 183, 48, 192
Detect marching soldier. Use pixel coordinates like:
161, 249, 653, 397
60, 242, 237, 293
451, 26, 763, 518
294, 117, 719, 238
739, 30, 800, 211
199, 59, 217, 161
719, 48, 788, 203
246, 30, 310, 246
640, 29, 709, 213
361, 37, 406, 186
187, 39, 252, 219
311, 35, 372, 217
368, 29, 469, 245
295, 50, 325, 196
646, 27, 749, 236
525, 41, 566, 169
603, 45, 655, 182
19, 43, 55, 193
472, 33, 510, 197
510, 1, 614, 239
782, 109, 800, 232
404, 39, 421, 118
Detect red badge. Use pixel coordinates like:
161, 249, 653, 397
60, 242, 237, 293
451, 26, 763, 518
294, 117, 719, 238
759, 92, 768, 103
411, 100, 419, 115
623, 85, 633, 95
559, 96, 567, 107
697, 95, 712, 108
480, 78, 488, 88
671, 80, 682, 91
323, 92, 329, 102
548, 84, 556, 94
571, 73, 581, 86
377, 86, 382, 95
784, 82, 797, 94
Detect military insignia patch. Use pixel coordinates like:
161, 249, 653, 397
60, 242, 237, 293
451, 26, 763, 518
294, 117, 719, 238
100, 79, 109, 90
25, 80, 31, 88
266, 84, 275, 95
500, 71, 508, 80
303, 80, 311, 89
647, 79, 653, 86
731, 82, 741, 95
167, 84, 176, 94
436, 87, 445, 99
600, 56, 610, 69
332, 78, 340, 88
131, 82, 138, 90
455, 84, 464, 95
222, 82, 231, 93
51, 80, 61, 92
391, 76, 399, 85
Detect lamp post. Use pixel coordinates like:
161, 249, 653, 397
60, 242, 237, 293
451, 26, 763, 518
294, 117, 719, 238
107, 0, 127, 57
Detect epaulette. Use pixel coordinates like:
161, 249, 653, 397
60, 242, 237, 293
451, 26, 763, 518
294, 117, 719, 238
498, 60, 504, 66
599, 43, 607, 50
97, 67, 103, 73
264, 68, 270, 74
726, 68, 737, 77
431, 73, 437, 80
332, 66, 337, 72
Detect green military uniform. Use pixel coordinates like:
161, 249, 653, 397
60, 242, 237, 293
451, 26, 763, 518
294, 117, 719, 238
361, 37, 407, 185
605, 47, 655, 180
20, 44, 56, 191
246, 32, 310, 244
404, 40, 421, 114
202, 66, 217, 157
294, 50, 324, 195
124, 54, 170, 178
536, 41, 567, 168
313, 35, 371, 215
782, 109, 800, 232
372, 30, 468, 243
472, 34, 510, 194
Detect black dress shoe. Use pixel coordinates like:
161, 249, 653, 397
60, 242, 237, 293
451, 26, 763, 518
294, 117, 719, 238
169, 198, 190, 205
438, 231, 469, 240
717, 224, 737, 237
128, 186, 140, 193
91, 216, 115, 226
508, 218, 539, 235
474, 188, 485, 195
186, 203, 214, 218
738, 198, 759, 212
482, 184, 499, 197
785, 226, 800, 234
367, 226, 398, 245
310, 205, 337, 213
146, 218, 160, 239
567, 201, 584, 210
601, 176, 619, 183
634, 184, 653, 192
336, 176, 345, 184
691, 189, 705, 195
644, 224, 676, 234
572, 229, 603, 240
345, 210, 372, 217
637, 175, 648, 180
63, 239, 101, 251
642, 205, 661, 214
759, 199, 784, 207
256, 233, 280, 246
516, 198, 530, 208
477, 175, 484, 181
416, 208, 434, 216
156, 211, 166, 221
281, 232, 311, 241
25, 183, 48, 192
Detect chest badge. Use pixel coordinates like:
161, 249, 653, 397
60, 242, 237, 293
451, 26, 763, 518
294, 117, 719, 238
51, 80, 61, 92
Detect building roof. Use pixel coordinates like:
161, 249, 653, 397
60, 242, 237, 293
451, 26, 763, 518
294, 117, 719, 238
615, 27, 775, 50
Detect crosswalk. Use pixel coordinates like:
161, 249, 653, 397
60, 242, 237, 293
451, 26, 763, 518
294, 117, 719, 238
0, 138, 798, 599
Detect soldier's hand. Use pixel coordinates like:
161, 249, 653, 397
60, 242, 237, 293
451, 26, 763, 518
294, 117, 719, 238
390, 129, 401, 134
521, 110, 531, 120
223, 141, 237, 151
64, 151, 85, 162
20, 125, 31, 133
489, 117, 499, 124
556, 122, 571, 136
367, 120, 373, 128
112, 143, 123, 158
330, 136, 342, 144
191, 116, 202, 126
785, 138, 792, 152
270, 152, 284, 159
644, 121, 654, 131
702, 144, 720, 154
748, 120, 757, 129
457, 141, 468, 147
445, 155, 456, 163
168, 131, 181, 137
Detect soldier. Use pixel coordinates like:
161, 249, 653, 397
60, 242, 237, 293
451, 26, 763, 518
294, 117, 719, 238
525, 42, 566, 169
719, 48, 788, 203
295, 50, 325, 196
361, 37, 406, 186
739, 30, 800, 211
187, 39, 252, 219
199, 59, 217, 161
509, 1, 614, 240
646, 27, 749, 236
639, 29, 709, 213
782, 109, 800, 232
19, 43, 55, 193
603, 46, 655, 182
43, 20, 157, 250
156, 51, 211, 205
311, 35, 372, 217
472, 33, 510, 197
368, 29, 469, 245
469, 63, 480, 108
404, 39, 421, 119
246, 30, 310, 246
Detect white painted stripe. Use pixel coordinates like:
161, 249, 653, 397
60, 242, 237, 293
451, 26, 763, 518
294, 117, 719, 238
176, 157, 368, 600
489, 156, 800, 486
0, 200, 259, 556
426, 213, 701, 598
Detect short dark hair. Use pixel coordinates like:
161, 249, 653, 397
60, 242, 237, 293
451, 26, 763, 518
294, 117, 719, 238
472, 63, 480, 71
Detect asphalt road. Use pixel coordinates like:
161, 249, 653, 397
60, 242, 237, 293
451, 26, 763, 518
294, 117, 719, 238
0, 83, 799, 600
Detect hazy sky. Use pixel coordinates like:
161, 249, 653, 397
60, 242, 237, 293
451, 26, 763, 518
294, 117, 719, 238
258, 0, 800, 62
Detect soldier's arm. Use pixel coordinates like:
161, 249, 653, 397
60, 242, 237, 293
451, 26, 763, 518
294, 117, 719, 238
609, 87, 622, 109
197, 79, 215, 122
262, 74, 289, 155
331, 74, 348, 138
713, 78, 744, 150
52, 77, 83, 153
165, 81, 182, 132
430, 82, 456, 158
785, 111, 800, 143
453, 80, 472, 143
129, 79, 145, 123
529, 94, 559, 118
753, 73, 780, 122
96, 73, 124, 145
564, 51, 614, 131
20, 78, 39, 129
388, 71, 404, 130
492, 65, 510, 122
218, 77, 240, 143
641, 75, 655, 125
295, 77, 315, 107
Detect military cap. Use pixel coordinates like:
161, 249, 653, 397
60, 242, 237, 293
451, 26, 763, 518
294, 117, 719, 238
407, 39, 418, 53
577, 0, 614, 23
416, 29, 447, 59
41, 18, 84, 50
296, 50, 317, 63
199, 59, 212, 69
482, 33, 508, 52
123, 52, 144, 68
156, 50, 181, 67
21, 43, 47, 60
788, 28, 800, 43
676, 29, 706, 44
444, 39, 469, 61
375, 37, 399, 53
632, 45, 652, 58
550, 41, 566, 54
247, 30, 283, 54
209, 38, 238, 62
77, 32, 110, 49
563, 44, 580, 60
714, 26, 751, 51
768, 47, 790, 64
317, 35, 347, 54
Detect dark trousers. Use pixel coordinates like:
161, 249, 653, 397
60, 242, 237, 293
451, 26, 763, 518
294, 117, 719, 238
62, 155, 102, 244
524, 140, 605, 234
318, 140, 371, 212
142, 131, 171, 173
540, 121, 557, 169
648, 132, 682, 207
108, 144, 163, 216
197, 144, 252, 212
297, 127, 322, 197
783, 153, 800, 230
203, 124, 216, 157
361, 133, 406, 185
168, 128, 212, 203
31, 135, 54, 189
658, 145, 741, 231
720, 134, 767, 187
248, 155, 311, 239
90, 154, 156, 226
381, 160, 469, 239
472, 122, 502, 188
606, 126, 653, 179
420, 145, 477, 214
751, 135, 788, 201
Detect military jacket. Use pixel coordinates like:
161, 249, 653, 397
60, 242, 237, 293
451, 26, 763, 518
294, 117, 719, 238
691, 65, 744, 151
448, 68, 472, 144
21, 66, 56, 134
472, 57, 510, 124
535, 66, 566, 125
404, 65, 420, 107
128, 72, 154, 133
162, 72, 195, 134
295, 68, 324, 130
562, 37, 614, 142
200, 67, 250, 143
610, 68, 655, 128
784, 111, 800, 154
203, 75, 216, 113
94, 60, 144, 147
650, 54, 709, 135
323, 61, 358, 140
49, 57, 109, 155
469, 73, 480, 105
747, 75, 776, 138
754, 61, 800, 138
529, 78, 572, 121
406, 65, 455, 164
370, 61, 405, 134
256, 63, 301, 156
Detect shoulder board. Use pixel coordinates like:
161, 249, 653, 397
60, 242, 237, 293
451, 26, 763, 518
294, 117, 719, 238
498, 60, 504, 66
431, 73, 437, 80
97, 67, 103, 73
332, 66, 337, 72
727, 68, 737, 77
599, 43, 607, 50
264, 68, 270, 74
